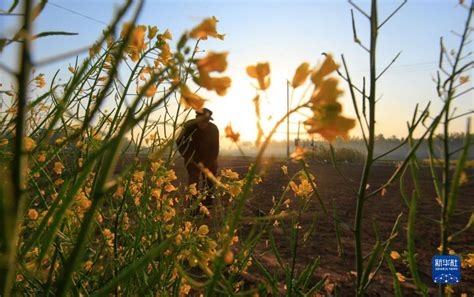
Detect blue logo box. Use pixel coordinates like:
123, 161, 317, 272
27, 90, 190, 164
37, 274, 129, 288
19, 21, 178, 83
432, 255, 461, 284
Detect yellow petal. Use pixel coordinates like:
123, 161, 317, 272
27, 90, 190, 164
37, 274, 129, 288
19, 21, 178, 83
459, 75, 469, 85
54, 162, 65, 175
246, 62, 271, 90
180, 85, 205, 112
292, 62, 310, 88
197, 72, 231, 96
190, 16, 223, 40
148, 25, 158, 39
139, 83, 157, 97
224, 124, 240, 142
120, 22, 133, 39
198, 52, 228, 73
305, 115, 355, 143
390, 251, 401, 260
396, 272, 406, 282
311, 54, 339, 85
28, 209, 39, 220
290, 146, 305, 161
246, 65, 257, 78
311, 78, 343, 104
24, 137, 36, 152
197, 225, 209, 235
34, 74, 46, 88
211, 76, 231, 96
162, 29, 173, 40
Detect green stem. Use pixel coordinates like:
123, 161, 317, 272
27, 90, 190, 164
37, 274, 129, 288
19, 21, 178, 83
354, 1, 377, 295
1, 1, 32, 295
440, 2, 473, 259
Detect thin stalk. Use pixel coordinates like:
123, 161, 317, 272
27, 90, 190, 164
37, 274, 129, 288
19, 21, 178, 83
354, 1, 377, 295
440, 1, 472, 259
1, 1, 32, 295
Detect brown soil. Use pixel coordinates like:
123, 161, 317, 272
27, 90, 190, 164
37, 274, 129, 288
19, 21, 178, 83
173, 157, 474, 296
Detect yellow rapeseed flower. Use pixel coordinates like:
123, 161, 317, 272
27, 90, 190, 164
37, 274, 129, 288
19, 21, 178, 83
28, 208, 39, 220
197, 225, 209, 236
200, 205, 210, 216
180, 283, 191, 295
24, 137, 36, 152
34, 74, 46, 88
37, 152, 46, 163
165, 183, 176, 192
310, 78, 343, 104
139, 83, 157, 97
224, 250, 234, 265
84, 260, 93, 271
292, 62, 310, 88
188, 183, 198, 196
444, 285, 454, 295
180, 85, 205, 112
390, 251, 401, 260
54, 162, 65, 175
459, 75, 469, 84
120, 22, 132, 39
289, 180, 313, 197
103, 228, 114, 240
133, 170, 145, 183
224, 124, 240, 143
151, 162, 161, 173
198, 52, 228, 73
246, 62, 270, 90
311, 54, 339, 85
221, 169, 239, 179
304, 74, 355, 143
148, 25, 158, 39
132, 25, 146, 50
166, 169, 177, 182
197, 73, 231, 96
158, 43, 172, 65
290, 146, 305, 161
175, 234, 183, 245
304, 116, 355, 143
163, 207, 176, 222
89, 43, 101, 58
190, 16, 224, 40
396, 272, 406, 282
162, 29, 173, 40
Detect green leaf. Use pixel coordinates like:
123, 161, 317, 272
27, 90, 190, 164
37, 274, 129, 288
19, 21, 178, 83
383, 250, 403, 297
33, 31, 79, 40
91, 239, 171, 296
407, 191, 428, 296
8, 0, 19, 13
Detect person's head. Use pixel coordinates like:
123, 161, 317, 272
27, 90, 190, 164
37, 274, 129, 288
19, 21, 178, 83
196, 108, 213, 130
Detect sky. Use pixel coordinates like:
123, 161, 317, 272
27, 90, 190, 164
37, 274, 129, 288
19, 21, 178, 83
1, 0, 472, 144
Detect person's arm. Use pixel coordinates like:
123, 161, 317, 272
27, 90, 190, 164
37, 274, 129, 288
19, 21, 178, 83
210, 124, 219, 162
176, 124, 191, 156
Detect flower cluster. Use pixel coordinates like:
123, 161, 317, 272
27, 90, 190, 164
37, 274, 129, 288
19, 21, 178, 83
301, 55, 355, 142
180, 17, 231, 112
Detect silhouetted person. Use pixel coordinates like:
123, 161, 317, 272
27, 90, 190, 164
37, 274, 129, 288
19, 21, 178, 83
176, 108, 219, 207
